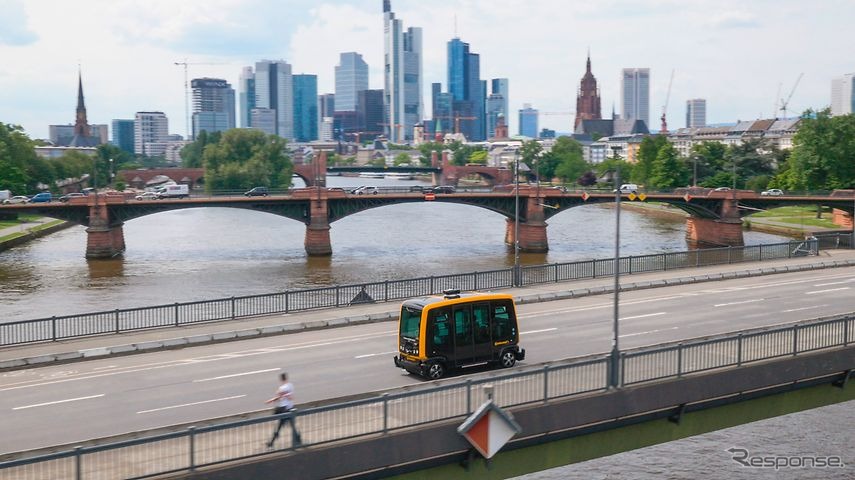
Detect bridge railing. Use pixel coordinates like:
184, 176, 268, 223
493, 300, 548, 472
2, 235, 852, 347
2, 313, 852, 479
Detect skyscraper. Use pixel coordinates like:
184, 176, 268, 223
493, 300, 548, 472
831, 74, 855, 116
293, 74, 318, 142
383, 0, 423, 142
486, 79, 508, 139
335, 52, 369, 112
238, 67, 256, 128
621, 68, 650, 130
111, 119, 135, 154
255, 60, 294, 140
191, 78, 236, 138
575, 54, 601, 129
318, 93, 335, 138
446, 37, 485, 141
519, 104, 538, 138
357, 89, 385, 140
686, 99, 706, 128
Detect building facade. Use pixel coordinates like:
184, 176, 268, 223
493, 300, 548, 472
831, 74, 855, 116
686, 98, 707, 128
255, 60, 294, 140
134, 111, 169, 157
383, 0, 423, 142
575, 54, 601, 129
111, 119, 135, 153
446, 37, 485, 141
191, 78, 236, 138
238, 67, 256, 129
519, 104, 538, 138
357, 89, 384, 141
335, 52, 368, 112
621, 68, 650, 130
292, 74, 318, 142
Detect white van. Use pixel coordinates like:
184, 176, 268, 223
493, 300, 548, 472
157, 184, 189, 199
614, 183, 639, 194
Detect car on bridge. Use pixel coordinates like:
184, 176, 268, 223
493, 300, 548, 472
354, 186, 379, 195
244, 186, 269, 197
59, 192, 86, 202
431, 185, 456, 194
29, 192, 52, 203
134, 192, 160, 201
761, 188, 784, 196
2, 195, 29, 204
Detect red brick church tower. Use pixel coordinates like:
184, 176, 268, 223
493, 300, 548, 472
574, 52, 602, 130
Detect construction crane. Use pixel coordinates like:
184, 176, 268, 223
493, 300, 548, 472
660, 69, 675, 134
173, 59, 225, 140
779, 72, 804, 120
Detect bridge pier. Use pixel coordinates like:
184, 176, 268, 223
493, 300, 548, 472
505, 196, 549, 253
304, 194, 332, 256
832, 208, 854, 229
85, 199, 125, 259
685, 217, 743, 247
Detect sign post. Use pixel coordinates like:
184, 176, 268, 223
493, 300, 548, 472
457, 397, 521, 467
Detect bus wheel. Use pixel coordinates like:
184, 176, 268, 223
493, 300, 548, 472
499, 350, 516, 368
426, 362, 445, 379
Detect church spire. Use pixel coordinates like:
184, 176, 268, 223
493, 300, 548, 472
73, 67, 91, 139
586, 48, 591, 73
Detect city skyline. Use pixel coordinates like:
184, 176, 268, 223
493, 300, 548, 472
1, 0, 853, 140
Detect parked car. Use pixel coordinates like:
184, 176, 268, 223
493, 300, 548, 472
157, 184, 190, 199
549, 185, 568, 192
348, 185, 365, 194
135, 191, 160, 201
29, 192, 52, 203
713, 187, 731, 192
354, 186, 379, 195
59, 192, 86, 202
244, 186, 269, 197
408, 185, 426, 193
761, 188, 784, 196
432, 185, 456, 194
2, 195, 29, 204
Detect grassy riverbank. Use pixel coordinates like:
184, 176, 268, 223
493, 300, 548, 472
0, 216, 68, 243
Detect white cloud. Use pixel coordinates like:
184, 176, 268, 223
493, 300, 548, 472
0, 0, 37, 45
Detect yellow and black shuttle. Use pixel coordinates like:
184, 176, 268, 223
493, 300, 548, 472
393, 289, 525, 379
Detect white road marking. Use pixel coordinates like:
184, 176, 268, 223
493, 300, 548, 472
355, 351, 398, 359
521, 328, 558, 335
619, 312, 666, 321
13, 394, 105, 411
137, 395, 246, 414
713, 299, 765, 307
805, 287, 850, 295
782, 305, 828, 313
813, 280, 852, 287
620, 327, 678, 338
193, 368, 280, 383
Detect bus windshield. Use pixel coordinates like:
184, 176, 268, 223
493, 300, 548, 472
400, 306, 422, 338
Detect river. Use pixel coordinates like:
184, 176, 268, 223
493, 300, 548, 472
0, 176, 787, 322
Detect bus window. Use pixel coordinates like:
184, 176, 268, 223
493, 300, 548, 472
492, 300, 516, 344
400, 306, 421, 339
473, 303, 491, 344
454, 308, 472, 347
430, 308, 452, 356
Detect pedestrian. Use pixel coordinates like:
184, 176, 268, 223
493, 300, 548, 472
266, 371, 302, 448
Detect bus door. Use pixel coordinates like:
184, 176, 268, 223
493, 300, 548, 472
452, 305, 474, 365
428, 308, 453, 359
471, 302, 493, 361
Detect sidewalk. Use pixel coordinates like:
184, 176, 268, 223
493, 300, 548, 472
3, 249, 855, 370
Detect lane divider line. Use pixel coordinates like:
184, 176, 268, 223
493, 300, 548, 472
137, 395, 246, 414
619, 326, 679, 339
13, 394, 105, 411
714, 299, 765, 307
620, 312, 666, 321
782, 304, 828, 313
805, 287, 850, 295
355, 351, 399, 359
193, 368, 280, 383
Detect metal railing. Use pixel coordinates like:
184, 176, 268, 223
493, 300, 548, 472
2, 313, 852, 479
2, 235, 852, 347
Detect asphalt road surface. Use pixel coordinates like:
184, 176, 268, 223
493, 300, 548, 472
2, 266, 854, 453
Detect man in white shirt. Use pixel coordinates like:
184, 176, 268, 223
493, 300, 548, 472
266, 372, 302, 448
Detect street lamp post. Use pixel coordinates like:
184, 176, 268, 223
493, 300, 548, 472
513, 150, 520, 286
692, 155, 698, 187
610, 146, 622, 388
109, 158, 114, 187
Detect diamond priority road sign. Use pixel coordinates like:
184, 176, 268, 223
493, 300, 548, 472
457, 399, 522, 459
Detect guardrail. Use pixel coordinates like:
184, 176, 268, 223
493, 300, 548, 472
2, 235, 852, 347
2, 313, 852, 479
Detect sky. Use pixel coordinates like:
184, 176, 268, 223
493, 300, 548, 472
1, 0, 853, 141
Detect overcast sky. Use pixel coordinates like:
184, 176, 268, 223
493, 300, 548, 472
2, 0, 853, 140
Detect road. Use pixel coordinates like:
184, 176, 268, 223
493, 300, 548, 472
1, 266, 854, 453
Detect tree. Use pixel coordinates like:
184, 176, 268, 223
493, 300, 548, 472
417, 141, 445, 166
393, 153, 412, 165
0, 122, 42, 193
467, 150, 488, 164
648, 142, 688, 189
632, 135, 668, 185
548, 137, 587, 184
181, 130, 222, 168
201, 129, 291, 191
776, 109, 855, 191
691, 141, 727, 186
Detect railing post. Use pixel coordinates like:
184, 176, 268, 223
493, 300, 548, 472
115, 309, 120, 333
473, 271, 478, 291
231, 296, 236, 320
554, 263, 559, 283
466, 379, 472, 414
174, 302, 180, 327
844, 318, 850, 347
430, 276, 434, 294
793, 324, 799, 356
284, 290, 289, 314
385, 280, 389, 301
737, 334, 743, 366
543, 364, 549, 403
74, 446, 83, 480
728, 246, 733, 264
628, 255, 632, 275
335, 286, 340, 308
676, 344, 683, 378
382, 393, 389, 433
52, 315, 57, 341
188, 426, 196, 472
662, 252, 667, 271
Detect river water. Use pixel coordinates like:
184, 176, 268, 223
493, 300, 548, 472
0, 177, 786, 322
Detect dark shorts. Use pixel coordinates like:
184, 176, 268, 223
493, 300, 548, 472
273, 406, 294, 415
